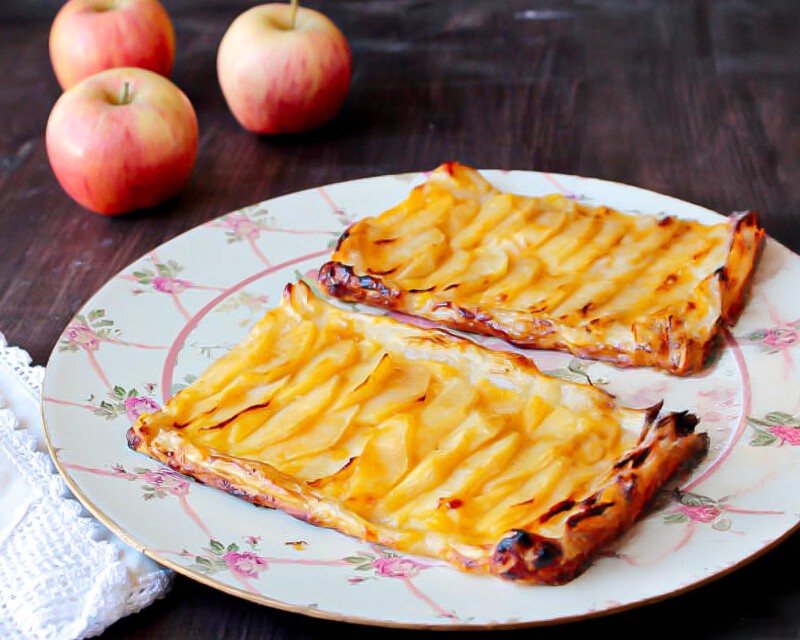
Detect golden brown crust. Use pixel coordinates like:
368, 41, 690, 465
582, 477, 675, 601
128, 281, 708, 585
489, 411, 708, 583
318, 163, 765, 375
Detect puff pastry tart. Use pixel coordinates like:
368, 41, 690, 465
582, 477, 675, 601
318, 162, 764, 375
128, 281, 708, 585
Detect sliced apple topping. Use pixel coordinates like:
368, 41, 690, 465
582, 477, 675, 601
356, 362, 431, 425
321, 162, 763, 375
129, 280, 707, 584
345, 414, 413, 504
450, 193, 514, 250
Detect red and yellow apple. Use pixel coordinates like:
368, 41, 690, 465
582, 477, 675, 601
217, 1, 352, 134
45, 67, 198, 215
49, 0, 175, 90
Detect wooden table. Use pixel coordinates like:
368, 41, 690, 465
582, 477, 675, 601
1, 0, 798, 637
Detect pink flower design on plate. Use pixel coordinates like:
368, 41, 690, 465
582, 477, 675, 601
674, 503, 721, 523
748, 411, 800, 446
89, 385, 159, 422
132, 260, 193, 295
665, 490, 732, 531
345, 549, 434, 581
184, 538, 268, 583
223, 212, 262, 240
223, 551, 269, 579
741, 321, 800, 355
59, 309, 121, 353
768, 425, 800, 446
139, 469, 191, 496
124, 395, 161, 421
372, 555, 426, 579
152, 276, 193, 294
761, 327, 800, 349
64, 324, 101, 351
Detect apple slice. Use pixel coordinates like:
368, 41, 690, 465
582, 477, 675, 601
450, 246, 509, 297
391, 430, 521, 530
375, 188, 454, 238
332, 351, 395, 412
479, 460, 567, 538
229, 373, 341, 456
356, 363, 431, 426
259, 405, 360, 471
187, 376, 287, 437
272, 339, 357, 404
444, 200, 479, 237
376, 411, 503, 519
279, 428, 372, 482
479, 257, 543, 306
392, 229, 447, 281
413, 377, 478, 460
172, 318, 318, 425
403, 249, 471, 292
450, 193, 514, 250
345, 414, 413, 502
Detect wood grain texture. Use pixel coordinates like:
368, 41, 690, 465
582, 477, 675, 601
0, 0, 798, 637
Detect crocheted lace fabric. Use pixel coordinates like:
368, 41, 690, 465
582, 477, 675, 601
0, 333, 172, 639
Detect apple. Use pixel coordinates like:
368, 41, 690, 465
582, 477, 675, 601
49, 0, 175, 90
45, 67, 198, 215
217, 1, 352, 134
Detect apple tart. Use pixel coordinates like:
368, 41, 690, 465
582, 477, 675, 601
318, 162, 764, 375
128, 281, 708, 584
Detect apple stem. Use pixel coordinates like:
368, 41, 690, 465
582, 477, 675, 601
289, 0, 299, 29
119, 81, 132, 105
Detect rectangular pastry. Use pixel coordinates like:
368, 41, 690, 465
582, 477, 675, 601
128, 281, 707, 584
318, 162, 764, 375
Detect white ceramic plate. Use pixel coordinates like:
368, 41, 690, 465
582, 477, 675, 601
42, 170, 800, 629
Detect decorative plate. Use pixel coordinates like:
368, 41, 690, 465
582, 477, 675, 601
42, 170, 800, 629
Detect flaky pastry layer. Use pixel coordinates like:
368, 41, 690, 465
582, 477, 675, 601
318, 162, 764, 375
128, 282, 707, 584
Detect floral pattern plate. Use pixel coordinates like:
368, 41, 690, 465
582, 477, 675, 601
42, 170, 800, 629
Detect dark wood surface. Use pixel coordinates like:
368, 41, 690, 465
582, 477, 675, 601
1, 1, 798, 637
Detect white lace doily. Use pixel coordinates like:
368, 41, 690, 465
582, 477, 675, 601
0, 333, 172, 640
